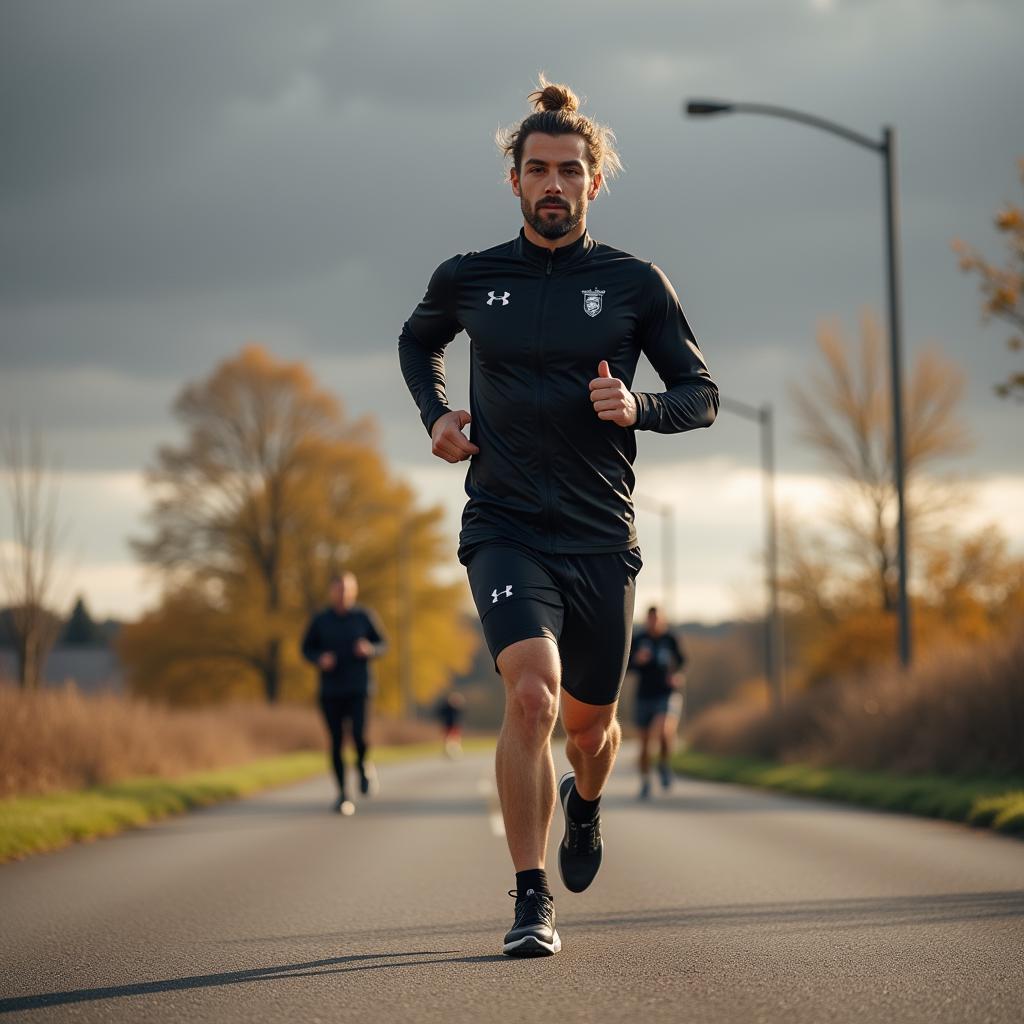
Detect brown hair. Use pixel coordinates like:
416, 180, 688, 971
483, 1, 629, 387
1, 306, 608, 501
497, 75, 622, 191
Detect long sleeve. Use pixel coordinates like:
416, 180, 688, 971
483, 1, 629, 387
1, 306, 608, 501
671, 634, 687, 671
632, 264, 719, 433
363, 609, 388, 659
301, 615, 322, 666
398, 255, 465, 435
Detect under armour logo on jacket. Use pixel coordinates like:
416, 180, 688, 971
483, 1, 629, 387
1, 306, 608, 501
491, 585, 513, 603
486, 291, 510, 306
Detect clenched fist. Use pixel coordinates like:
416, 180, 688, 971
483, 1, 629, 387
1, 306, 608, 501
589, 360, 637, 427
431, 409, 480, 464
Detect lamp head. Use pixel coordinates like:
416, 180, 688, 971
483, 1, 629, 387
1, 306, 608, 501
684, 100, 735, 117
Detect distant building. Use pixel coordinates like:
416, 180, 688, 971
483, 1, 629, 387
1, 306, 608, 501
0, 647, 123, 694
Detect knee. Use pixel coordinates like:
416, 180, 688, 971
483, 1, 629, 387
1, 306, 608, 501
567, 717, 618, 758
507, 673, 558, 735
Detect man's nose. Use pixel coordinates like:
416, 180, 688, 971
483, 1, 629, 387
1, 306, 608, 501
544, 176, 563, 194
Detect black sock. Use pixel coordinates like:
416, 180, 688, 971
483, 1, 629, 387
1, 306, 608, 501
515, 869, 550, 897
568, 784, 601, 822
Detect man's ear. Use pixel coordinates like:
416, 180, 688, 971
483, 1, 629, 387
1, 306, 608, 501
588, 171, 602, 201
510, 167, 521, 198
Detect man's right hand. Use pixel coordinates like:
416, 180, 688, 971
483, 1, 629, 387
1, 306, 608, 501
431, 409, 479, 464
318, 652, 337, 670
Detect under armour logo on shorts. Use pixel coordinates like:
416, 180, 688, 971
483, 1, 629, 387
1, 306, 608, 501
486, 291, 510, 306
491, 584, 513, 603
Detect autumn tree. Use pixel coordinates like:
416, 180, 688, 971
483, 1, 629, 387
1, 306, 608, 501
782, 314, 1022, 684
952, 157, 1024, 401
122, 345, 476, 707
0, 425, 64, 689
790, 312, 971, 614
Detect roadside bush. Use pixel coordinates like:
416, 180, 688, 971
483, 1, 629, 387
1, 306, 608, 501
684, 626, 1024, 777
0, 685, 437, 797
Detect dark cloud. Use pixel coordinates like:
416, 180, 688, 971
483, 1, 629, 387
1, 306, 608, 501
1, 0, 1022, 482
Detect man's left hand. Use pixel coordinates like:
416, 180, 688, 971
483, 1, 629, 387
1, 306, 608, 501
353, 639, 374, 659
589, 360, 637, 427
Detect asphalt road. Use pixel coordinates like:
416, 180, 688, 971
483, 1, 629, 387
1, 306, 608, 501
2, 744, 1022, 1023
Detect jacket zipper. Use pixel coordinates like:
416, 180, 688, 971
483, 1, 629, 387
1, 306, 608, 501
533, 251, 556, 550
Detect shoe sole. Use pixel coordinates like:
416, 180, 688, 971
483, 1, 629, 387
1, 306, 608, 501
503, 930, 562, 957
557, 771, 603, 894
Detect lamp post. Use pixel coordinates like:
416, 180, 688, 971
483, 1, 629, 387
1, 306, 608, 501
720, 397, 784, 707
633, 493, 676, 624
685, 99, 912, 669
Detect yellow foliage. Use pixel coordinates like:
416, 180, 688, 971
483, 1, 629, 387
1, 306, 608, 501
951, 156, 1024, 400
123, 345, 477, 708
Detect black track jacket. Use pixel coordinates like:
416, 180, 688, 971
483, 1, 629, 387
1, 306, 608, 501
301, 605, 387, 698
398, 230, 719, 560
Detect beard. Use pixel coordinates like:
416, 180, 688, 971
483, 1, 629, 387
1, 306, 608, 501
522, 195, 585, 240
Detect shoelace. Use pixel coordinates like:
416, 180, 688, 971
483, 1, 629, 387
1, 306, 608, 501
565, 816, 601, 854
507, 889, 554, 927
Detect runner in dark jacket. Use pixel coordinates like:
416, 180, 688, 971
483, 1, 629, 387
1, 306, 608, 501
399, 76, 717, 957
628, 605, 687, 799
301, 572, 387, 815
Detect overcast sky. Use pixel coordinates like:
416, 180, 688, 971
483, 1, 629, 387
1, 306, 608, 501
1, 0, 1022, 621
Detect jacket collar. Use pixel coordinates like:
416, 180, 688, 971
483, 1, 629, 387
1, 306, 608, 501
514, 227, 594, 268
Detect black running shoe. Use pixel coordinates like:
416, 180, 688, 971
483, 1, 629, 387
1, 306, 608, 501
502, 889, 561, 957
557, 772, 603, 894
359, 763, 378, 797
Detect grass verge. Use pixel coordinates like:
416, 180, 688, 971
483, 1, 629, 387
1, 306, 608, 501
0, 738, 496, 864
673, 750, 1024, 837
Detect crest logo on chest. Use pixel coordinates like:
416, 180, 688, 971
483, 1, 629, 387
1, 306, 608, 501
582, 288, 605, 318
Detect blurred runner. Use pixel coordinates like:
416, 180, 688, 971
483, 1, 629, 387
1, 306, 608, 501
435, 689, 466, 758
399, 76, 717, 956
628, 606, 687, 799
301, 572, 387, 815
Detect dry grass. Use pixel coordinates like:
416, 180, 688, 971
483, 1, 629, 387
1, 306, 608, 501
0, 685, 438, 798
685, 626, 1024, 777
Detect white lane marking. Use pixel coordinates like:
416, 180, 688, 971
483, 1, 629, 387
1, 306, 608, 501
478, 776, 506, 837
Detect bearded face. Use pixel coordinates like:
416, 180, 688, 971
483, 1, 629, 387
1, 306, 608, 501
512, 132, 601, 243
521, 192, 585, 240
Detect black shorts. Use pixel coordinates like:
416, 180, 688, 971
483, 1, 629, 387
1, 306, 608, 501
465, 543, 643, 706
634, 691, 684, 729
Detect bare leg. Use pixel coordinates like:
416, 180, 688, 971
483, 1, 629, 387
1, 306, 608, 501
561, 691, 621, 801
659, 712, 679, 763
495, 637, 560, 871
638, 725, 653, 776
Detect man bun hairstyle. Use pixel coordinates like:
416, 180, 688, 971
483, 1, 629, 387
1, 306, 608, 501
497, 74, 622, 191
531, 79, 580, 113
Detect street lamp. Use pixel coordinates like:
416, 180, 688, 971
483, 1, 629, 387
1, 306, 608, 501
684, 98, 912, 668
633, 493, 676, 623
720, 397, 784, 707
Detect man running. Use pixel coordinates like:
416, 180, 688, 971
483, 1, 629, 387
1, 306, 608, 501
629, 605, 687, 799
435, 689, 467, 759
399, 77, 718, 956
301, 572, 387, 816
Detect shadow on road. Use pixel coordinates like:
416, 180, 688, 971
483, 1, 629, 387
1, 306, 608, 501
219, 889, 1024, 947
567, 889, 1024, 932
4, 891, 1020, 1011
0, 950, 495, 1014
